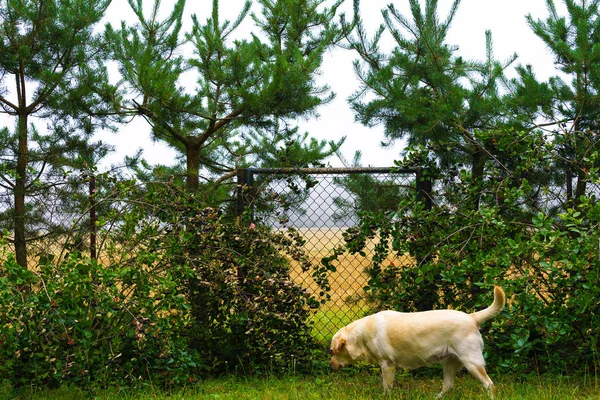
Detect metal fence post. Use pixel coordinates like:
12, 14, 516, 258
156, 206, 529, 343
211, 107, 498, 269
415, 167, 432, 210
89, 174, 97, 260
415, 167, 436, 310
236, 169, 246, 217
236, 168, 254, 217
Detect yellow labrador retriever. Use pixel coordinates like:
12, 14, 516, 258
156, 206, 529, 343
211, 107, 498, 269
330, 286, 505, 398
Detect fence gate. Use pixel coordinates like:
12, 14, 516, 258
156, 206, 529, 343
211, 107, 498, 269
236, 167, 430, 340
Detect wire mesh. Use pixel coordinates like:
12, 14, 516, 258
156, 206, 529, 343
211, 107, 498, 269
0, 173, 98, 268
7, 165, 599, 341
237, 167, 424, 339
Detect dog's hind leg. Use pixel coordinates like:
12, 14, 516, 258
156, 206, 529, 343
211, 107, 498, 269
437, 356, 463, 398
455, 335, 496, 398
380, 360, 396, 393
461, 360, 495, 398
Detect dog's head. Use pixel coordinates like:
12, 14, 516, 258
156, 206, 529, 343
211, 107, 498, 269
329, 330, 354, 371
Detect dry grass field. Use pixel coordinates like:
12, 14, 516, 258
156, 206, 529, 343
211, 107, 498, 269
289, 227, 412, 303
287, 227, 413, 340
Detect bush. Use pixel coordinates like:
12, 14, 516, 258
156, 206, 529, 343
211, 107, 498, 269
136, 196, 328, 375
339, 175, 600, 375
0, 183, 330, 389
0, 246, 196, 388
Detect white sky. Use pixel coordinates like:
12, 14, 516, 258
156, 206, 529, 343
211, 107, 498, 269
97, 0, 561, 169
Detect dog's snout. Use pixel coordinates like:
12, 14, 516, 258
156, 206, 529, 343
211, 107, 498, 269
330, 358, 342, 371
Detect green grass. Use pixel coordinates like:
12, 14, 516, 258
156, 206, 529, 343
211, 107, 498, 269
3, 372, 599, 399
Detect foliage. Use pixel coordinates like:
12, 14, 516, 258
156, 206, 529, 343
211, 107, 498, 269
0, 0, 118, 267
346, 0, 600, 213
4, 0, 600, 391
0, 178, 332, 388
345, 0, 522, 210
0, 243, 195, 389
515, 0, 600, 202
125, 183, 329, 375
334, 0, 600, 375
337, 157, 600, 374
105, 0, 346, 191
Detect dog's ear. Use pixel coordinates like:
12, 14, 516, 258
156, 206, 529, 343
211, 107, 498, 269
333, 337, 346, 355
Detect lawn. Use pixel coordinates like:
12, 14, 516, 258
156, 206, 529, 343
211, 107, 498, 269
3, 372, 598, 399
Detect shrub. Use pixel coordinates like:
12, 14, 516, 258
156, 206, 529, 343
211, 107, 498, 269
0, 183, 330, 389
339, 176, 600, 375
136, 197, 328, 375
0, 247, 196, 388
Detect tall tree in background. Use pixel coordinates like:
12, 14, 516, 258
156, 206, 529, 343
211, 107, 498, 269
345, 0, 521, 209
106, 0, 346, 193
511, 0, 600, 206
0, 0, 117, 267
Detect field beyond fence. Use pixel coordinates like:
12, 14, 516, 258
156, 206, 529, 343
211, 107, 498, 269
238, 167, 424, 340
288, 227, 413, 341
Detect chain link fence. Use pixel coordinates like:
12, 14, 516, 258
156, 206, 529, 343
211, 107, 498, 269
1, 166, 427, 341
236, 167, 430, 339
0, 172, 101, 268
7, 164, 599, 341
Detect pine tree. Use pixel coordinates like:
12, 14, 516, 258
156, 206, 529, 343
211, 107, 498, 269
106, 0, 346, 192
512, 0, 600, 205
0, 0, 117, 267
345, 0, 520, 209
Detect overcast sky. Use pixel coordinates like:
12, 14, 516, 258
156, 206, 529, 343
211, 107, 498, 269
97, 0, 564, 169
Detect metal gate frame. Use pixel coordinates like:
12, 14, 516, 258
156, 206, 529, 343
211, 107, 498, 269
235, 166, 431, 339
236, 167, 431, 216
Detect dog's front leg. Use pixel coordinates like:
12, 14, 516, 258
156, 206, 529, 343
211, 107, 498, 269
437, 356, 463, 398
380, 360, 396, 393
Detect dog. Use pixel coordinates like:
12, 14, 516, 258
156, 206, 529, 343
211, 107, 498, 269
329, 286, 505, 398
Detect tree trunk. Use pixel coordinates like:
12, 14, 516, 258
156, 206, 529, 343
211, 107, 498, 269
471, 148, 486, 211
185, 142, 201, 192
574, 169, 587, 203
15, 113, 28, 268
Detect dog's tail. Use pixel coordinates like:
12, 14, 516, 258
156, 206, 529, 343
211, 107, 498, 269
471, 286, 505, 326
